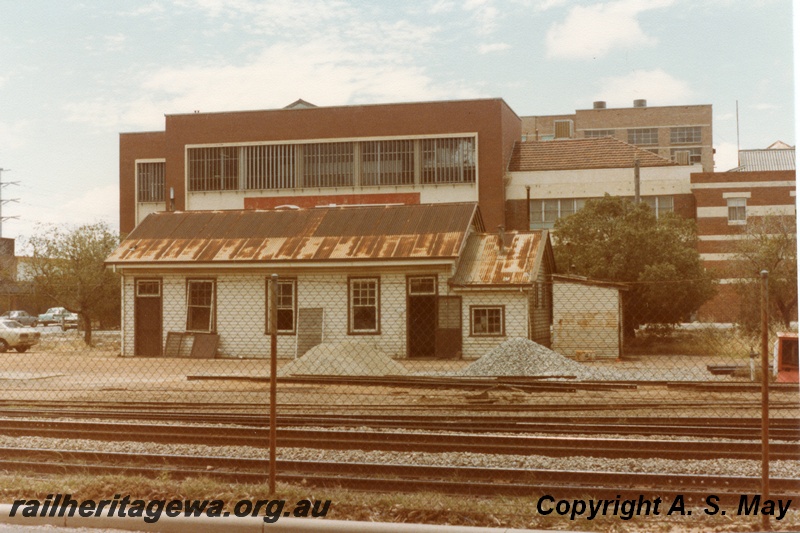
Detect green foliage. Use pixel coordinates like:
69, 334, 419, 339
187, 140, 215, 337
553, 195, 716, 334
731, 215, 798, 330
26, 221, 120, 345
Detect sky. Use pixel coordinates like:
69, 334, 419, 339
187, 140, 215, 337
0, 0, 794, 249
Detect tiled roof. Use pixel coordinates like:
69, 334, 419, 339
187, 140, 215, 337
508, 137, 677, 172
450, 231, 548, 286
106, 203, 480, 265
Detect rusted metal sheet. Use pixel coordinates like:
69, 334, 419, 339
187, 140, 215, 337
451, 232, 544, 286
107, 203, 477, 265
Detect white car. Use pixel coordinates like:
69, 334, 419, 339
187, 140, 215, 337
0, 319, 41, 353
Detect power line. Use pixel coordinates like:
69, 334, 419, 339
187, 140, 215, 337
0, 168, 21, 238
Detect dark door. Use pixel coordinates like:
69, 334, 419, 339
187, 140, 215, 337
407, 276, 437, 358
435, 296, 462, 359
134, 279, 162, 357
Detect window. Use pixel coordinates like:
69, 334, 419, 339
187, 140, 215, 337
186, 280, 215, 332
361, 140, 414, 186
243, 144, 296, 190
529, 198, 587, 229
421, 137, 476, 184
627, 128, 658, 145
470, 306, 504, 336
137, 162, 165, 202
584, 129, 615, 139
136, 280, 161, 297
349, 277, 380, 334
408, 276, 436, 295
728, 197, 747, 224
186, 135, 477, 192
554, 120, 573, 139
670, 126, 701, 144
670, 147, 702, 165
267, 278, 296, 334
643, 195, 674, 218
303, 142, 355, 188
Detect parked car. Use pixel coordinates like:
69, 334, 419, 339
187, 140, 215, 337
0, 319, 41, 352
38, 307, 75, 327
0, 310, 37, 327
61, 311, 79, 331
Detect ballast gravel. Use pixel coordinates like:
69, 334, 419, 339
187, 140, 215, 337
0, 433, 796, 480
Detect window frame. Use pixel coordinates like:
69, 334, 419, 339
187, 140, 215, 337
469, 305, 505, 337
186, 279, 216, 333
727, 197, 747, 225
136, 160, 166, 203
265, 278, 297, 335
670, 126, 702, 144
407, 276, 437, 296
627, 128, 659, 146
348, 276, 381, 335
136, 279, 161, 298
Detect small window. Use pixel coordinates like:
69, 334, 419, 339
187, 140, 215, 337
349, 277, 380, 334
584, 129, 615, 139
408, 276, 436, 295
187, 280, 215, 332
627, 128, 658, 145
136, 280, 161, 297
137, 161, 166, 202
554, 120, 573, 139
471, 306, 504, 336
728, 197, 747, 225
266, 279, 297, 334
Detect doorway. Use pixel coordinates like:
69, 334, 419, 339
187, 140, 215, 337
134, 279, 163, 356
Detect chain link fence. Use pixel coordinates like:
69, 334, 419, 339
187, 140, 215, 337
1, 272, 797, 527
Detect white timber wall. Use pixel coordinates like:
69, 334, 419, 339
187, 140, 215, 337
122, 271, 454, 359
457, 290, 530, 360
552, 281, 621, 358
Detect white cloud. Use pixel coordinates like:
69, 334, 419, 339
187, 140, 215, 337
753, 103, 779, 110
545, 0, 674, 59
0, 120, 31, 150
478, 42, 511, 54
594, 69, 692, 106
463, 0, 501, 36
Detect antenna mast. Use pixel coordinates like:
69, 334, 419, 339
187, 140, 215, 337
0, 168, 20, 238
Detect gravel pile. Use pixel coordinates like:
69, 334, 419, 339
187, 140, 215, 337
278, 341, 409, 377
457, 337, 631, 380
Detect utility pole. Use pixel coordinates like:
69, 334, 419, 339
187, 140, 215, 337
0, 168, 20, 238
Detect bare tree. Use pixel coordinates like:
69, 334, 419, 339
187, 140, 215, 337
27, 221, 120, 345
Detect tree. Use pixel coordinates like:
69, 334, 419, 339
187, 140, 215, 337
731, 215, 797, 330
27, 221, 121, 345
553, 195, 716, 336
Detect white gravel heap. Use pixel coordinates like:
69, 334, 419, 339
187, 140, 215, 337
278, 341, 409, 377
457, 337, 627, 380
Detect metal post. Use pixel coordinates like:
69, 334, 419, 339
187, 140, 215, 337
760, 270, 770, 532
269, 274, 278, 495
525, 185, 531, 230
633, 158, 640, 204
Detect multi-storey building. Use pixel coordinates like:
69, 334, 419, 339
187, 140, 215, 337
521, 100, 714, 172
504, 137, 699, 231
120, 98, 522, 235
692, 143, 796, 321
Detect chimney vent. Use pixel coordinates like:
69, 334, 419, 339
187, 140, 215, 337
497, 225, 506, 253
593, 101, 606, 109
633, 99, 647, 108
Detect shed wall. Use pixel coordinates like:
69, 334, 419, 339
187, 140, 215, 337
552, 282, 621, 358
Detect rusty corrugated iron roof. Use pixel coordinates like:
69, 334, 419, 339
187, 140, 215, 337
450, 231, 547, 286
107, 203, 479, 265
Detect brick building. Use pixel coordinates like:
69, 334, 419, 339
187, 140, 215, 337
692, 166, 796, 321
521, 100, 714, 172
120, 98, 521, 235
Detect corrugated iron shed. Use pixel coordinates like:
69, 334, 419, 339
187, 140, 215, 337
106, 203, 480, 265
450, 231, 548, 286
731, 148, 795, 172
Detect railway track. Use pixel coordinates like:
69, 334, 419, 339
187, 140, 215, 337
0, 446, 797, 502
0, 408, 797, 440
0, 419, 797, 460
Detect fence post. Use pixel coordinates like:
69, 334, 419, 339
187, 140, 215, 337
760, 270, 770, 532
269, 273, 278, 495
